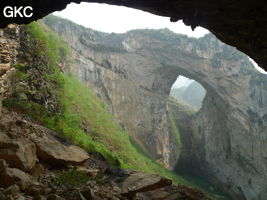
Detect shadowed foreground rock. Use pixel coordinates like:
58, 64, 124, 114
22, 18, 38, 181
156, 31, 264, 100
0, 109, 90, 168
140, 185, 213, 200
111, 170, 172, 199
0, 108, 213, 200
0, 159, 35, 190
32, 131, 90, 166
0, 134, 37, 171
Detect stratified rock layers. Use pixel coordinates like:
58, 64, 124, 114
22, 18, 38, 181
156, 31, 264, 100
45, 17, 267, 200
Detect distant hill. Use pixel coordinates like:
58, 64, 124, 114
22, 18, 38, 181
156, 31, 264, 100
170, 86, 186, 99
170, 81, 206, 110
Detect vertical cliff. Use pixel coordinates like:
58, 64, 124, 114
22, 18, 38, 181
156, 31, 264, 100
177, 71, 267, 200
44, 16, 267, 199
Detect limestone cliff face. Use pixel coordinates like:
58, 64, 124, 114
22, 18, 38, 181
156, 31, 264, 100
182, 74, 267, 200
44, 17, 267, 199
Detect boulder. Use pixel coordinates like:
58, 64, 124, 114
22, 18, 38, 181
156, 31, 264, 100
0, 159, 34, 190
77, 167, 99, 178
0, 133, 37, 171
138, 186, 184, 200
29, 163, 47, 180
3, 184, 20, 197
47, 194, 65, 200
33, 195, 47, 200
3, 195, 15, 200
68, 191, 86, 200
138, 188, 183, 200
25, 182, 49, 196
138, 185, 214, 200
16, 195, 26, 200
0, 112, 14, 131
112, 170, 172, 199
31, 134, 89, 166
81, 188, 95, 200
0, 63, 10, 76
0, 158, 8, 172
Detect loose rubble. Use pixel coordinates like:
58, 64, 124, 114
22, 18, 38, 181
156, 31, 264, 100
0, 108, 213, 200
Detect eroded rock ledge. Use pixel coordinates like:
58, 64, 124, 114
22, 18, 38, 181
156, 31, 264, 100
0, 108, 210, 200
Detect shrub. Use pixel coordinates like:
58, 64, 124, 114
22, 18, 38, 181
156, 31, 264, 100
54, 166, 90, 189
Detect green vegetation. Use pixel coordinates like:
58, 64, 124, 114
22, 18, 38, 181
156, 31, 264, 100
27, 21, 69, 66
26, 21, 68, 91
168, 107, 182, 156
12, 63, 29, 80
54, 74, 191, 183
0, 191, 6, 200
54, 166, 90, 189
168, 96, 196, 120
167, 97, 196, 167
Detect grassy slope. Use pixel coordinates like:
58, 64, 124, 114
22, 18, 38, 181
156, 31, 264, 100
168, 96, 196, 121
168, 104, 183, 159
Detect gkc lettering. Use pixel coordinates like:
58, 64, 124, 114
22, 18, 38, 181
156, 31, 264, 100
3, 6, 33, 18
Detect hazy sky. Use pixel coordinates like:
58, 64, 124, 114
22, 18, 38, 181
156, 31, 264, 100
54, 2, 266, 76
171, 76, 194, 89
54, 2, 209, 37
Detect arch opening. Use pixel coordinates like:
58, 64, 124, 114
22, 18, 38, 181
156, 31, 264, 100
166, 75, 230, 197
170, 75, 206, 111
167, 75, 206, 169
